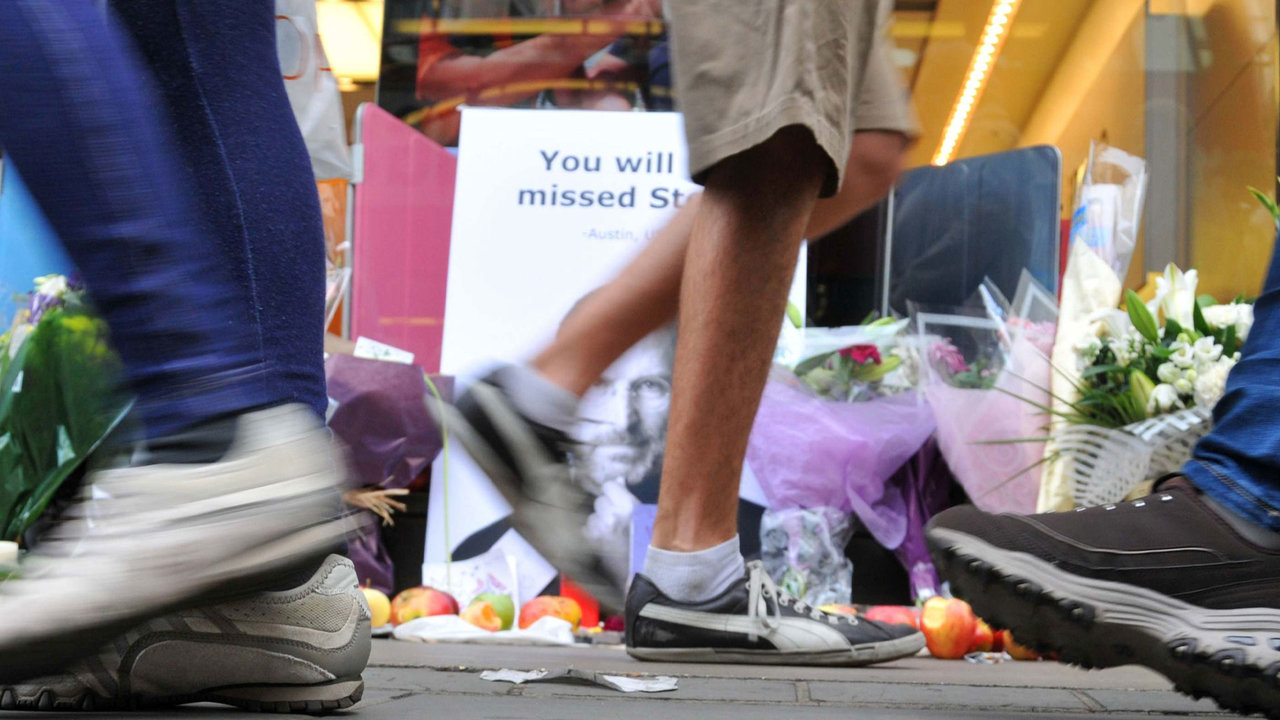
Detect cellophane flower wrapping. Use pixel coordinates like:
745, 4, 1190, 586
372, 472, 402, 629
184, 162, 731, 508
747, 367, 936, 604
924, 332, 1051, 515
760, 507, 853, 606
325, 354, 452, 591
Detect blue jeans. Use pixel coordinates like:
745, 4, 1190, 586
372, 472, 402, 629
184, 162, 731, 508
1185, 232, 1280, 531
0, 1, 325, 437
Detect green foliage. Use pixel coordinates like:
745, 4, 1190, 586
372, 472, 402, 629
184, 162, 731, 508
1125, 290, 1160, 344
0, 309, 132, 541
1248, 182, 1280, 225
946, 356, 999, 389
786, 301, 803, 329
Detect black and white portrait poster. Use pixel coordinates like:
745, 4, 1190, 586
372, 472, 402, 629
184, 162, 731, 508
426, 108, 802, 606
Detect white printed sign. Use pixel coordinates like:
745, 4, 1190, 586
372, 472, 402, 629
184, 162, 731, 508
428, 108, 794, 589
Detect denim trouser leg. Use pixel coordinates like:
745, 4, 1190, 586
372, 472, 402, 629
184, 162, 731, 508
0, 0, 267, 438
110, 0, 328, 419
1185, 231, 1280, 531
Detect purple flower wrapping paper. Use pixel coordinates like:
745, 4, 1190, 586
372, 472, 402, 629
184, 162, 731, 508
324, 354, 452, 489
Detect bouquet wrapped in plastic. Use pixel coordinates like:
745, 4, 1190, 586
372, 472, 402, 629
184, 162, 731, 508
0, 275, 132, 542
1040, 143, 1149, 511
916, 276, 1057, 515
748, 322, 935, 605
1050, 264, 1250, 505
325, 353, 451, 591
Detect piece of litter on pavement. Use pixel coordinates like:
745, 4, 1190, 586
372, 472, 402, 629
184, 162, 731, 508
480, 668, 678, 693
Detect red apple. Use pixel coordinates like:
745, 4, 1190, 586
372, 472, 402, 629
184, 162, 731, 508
999, 629, 1041, 660
864, 605, 920, 630
519, 596, 583, 631
460, 600, 504, 632
970, 619, 995, 653
989, 624, 1005, 653
389, 586, 458, 625
920, 597, 977, 659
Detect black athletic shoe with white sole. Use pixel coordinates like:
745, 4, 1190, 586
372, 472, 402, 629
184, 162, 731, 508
625, 560, 925, 665
927, 476, 1280, 719
430, 367, 625, 610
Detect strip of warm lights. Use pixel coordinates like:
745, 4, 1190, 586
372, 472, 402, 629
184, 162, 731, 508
931, 0, 1022, 166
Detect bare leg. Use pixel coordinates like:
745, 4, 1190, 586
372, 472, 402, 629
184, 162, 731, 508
649, 127, 828, 552
531, 130, 907, 396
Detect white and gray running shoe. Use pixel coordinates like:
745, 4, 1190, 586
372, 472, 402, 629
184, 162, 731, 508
0, 404, 352, 684
626, 560, 925, 666
0, 554, 369, 714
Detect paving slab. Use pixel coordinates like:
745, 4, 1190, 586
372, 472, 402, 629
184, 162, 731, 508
0, 639, 1235, 718
370, 639, 1177, 690
355, 692, 1226, 720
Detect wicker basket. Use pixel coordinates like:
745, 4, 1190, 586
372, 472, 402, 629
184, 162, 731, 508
1059, 406, 1213, 507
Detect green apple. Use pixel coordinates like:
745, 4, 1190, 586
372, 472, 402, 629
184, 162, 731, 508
471, 593, 515, 630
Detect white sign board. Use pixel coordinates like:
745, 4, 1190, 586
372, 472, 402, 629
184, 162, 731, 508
428, 107, 798, 600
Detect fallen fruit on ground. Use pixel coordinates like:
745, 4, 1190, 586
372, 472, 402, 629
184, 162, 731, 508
920, 596, 977, 659
519, 595, 583, 631
361, 586, 391, 627
471, 593, 515, 630
999, 629, 1041, 660
970, 619, 995, 653
389, 586, 459, 625
864, 605, 920, 630
460, 600, 504, 631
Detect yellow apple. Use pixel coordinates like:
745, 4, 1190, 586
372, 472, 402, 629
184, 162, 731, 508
361, 586, 392, 628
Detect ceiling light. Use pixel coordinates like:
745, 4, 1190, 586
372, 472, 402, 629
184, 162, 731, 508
932, 0, 1022, 166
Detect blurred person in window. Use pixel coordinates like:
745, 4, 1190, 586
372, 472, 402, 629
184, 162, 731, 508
413, 0, 655, 144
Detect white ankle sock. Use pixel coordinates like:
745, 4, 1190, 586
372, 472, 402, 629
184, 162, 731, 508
493, 364, 580, 433
643, 535, 746, 603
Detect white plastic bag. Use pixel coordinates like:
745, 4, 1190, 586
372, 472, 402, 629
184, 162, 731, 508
276, 0, 352, 180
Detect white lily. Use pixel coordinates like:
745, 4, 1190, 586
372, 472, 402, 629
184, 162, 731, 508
1150, 264, 1198, 329
1087, 308, 1132, 339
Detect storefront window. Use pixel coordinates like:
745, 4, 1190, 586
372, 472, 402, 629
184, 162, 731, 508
376, 0, 1278, 309
888, 0, 1277, 302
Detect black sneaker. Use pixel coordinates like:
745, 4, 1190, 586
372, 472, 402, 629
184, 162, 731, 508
926, 477, 1280, 718
625, 560, 924, 665
430, 367, 624, 610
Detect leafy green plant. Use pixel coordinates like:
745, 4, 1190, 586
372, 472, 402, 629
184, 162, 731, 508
1248, 178, 1280, 226
0, 308, 132, 541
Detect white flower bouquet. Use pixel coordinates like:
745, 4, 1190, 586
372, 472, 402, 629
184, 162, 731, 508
1053, 264, 1251, 505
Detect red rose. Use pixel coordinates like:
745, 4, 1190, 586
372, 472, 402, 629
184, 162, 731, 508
838, 344, 882, 365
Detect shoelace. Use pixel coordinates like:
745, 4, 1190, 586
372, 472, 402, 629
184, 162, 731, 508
744, 560, 857, 642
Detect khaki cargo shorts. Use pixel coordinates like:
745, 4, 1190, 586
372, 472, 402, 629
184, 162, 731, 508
666, 0, 917, 197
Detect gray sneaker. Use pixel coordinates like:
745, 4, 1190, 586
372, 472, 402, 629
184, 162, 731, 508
0, 404, 352, 684
0, 554, 370, 713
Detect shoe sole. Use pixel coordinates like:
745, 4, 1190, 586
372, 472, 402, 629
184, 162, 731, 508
427, 385, 624, 611
0, 516, 349, 686
0, 677, 363, 714
627, 631, 924, 666
928, 526, 1280, 719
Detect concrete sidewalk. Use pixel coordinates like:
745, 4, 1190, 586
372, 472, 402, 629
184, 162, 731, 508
3, 639, 1233, 718
351, 639, 1228, 719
